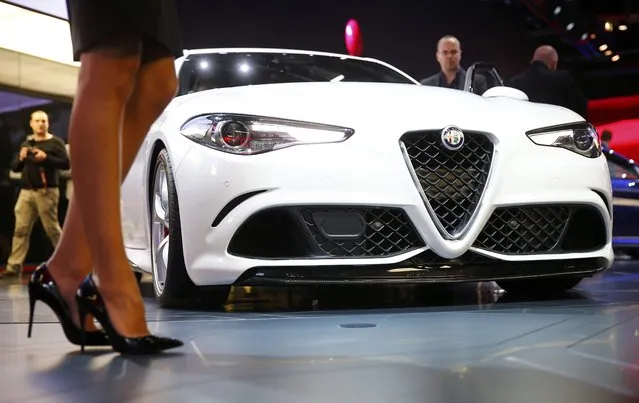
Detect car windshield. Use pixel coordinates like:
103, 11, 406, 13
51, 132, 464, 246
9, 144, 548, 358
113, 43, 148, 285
177, 51, 416, 95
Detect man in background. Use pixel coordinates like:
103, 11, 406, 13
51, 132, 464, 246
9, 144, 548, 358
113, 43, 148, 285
421, 35, 466, 89
0, 110, 70, 278
420, 35, 487, 94
506, 45, 588, 119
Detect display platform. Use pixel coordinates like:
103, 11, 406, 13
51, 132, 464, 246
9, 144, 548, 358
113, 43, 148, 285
1, 258, 638, 403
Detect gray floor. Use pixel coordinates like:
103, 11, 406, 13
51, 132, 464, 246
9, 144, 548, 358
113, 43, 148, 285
2, 258, 639, 403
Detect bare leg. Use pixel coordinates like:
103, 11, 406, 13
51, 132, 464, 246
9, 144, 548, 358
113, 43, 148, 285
48, 52, 177, 336
47, 37, 148, 337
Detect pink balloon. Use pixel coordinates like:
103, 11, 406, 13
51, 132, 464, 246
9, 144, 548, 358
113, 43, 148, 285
345, 19, 363, 56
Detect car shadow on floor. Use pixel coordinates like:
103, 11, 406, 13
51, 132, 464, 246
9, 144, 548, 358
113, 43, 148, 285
138, 278, 596, 314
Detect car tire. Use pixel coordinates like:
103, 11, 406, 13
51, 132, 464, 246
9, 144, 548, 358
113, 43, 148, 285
150, 148, 230, 308
496, 276, 584, 295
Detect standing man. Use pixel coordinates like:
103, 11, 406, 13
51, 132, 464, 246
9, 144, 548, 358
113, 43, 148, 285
0, 110, 70, 278
506, 45, 588, 119
420, 35, 487, 94
421, 35, 465, 89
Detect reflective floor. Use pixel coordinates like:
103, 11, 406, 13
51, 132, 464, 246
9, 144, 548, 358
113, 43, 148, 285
2, 257, 639, 403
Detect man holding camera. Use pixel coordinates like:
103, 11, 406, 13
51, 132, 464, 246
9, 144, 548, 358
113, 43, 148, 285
0, 110, 70, 278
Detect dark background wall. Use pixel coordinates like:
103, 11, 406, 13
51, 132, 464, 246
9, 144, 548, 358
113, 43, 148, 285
176, 0, 537, 82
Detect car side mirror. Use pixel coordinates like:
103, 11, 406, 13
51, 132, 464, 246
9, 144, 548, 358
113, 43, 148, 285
482, 86, 529, 101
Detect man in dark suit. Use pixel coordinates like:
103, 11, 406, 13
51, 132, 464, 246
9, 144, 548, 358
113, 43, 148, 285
421, 35, 466, 90
420, 35, 487, 94
506, 45, 588, 119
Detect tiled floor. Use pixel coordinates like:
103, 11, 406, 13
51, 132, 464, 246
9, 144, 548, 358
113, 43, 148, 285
1, 258, 639, 403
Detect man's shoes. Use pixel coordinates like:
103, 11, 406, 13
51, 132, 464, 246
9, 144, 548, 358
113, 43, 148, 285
0, 269, 20, 279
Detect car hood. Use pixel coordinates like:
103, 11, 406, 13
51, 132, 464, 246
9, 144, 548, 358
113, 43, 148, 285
173, 81, 583, 134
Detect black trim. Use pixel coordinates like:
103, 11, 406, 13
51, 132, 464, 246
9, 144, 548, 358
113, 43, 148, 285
227, 205, 425, 259
472, 203, 607, 255
211, 190, 269, 227
232, 257, 607, 286
592, 189, 612, 218
525, 121, 593, 136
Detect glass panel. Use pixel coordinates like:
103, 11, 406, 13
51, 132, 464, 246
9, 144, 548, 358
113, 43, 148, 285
178, 51, 416, 96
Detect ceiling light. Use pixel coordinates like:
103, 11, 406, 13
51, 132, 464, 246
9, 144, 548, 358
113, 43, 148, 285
566, 22, 575, 30
554, 6, 561, 15
604, 21, 614, 31
599, 44, 608, 51
0, 2, 77, 66
604, 50, 613, 56
611, 54, 620, 62
618, 24, 628, 31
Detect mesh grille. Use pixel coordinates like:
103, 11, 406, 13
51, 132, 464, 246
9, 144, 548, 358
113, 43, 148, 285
473, 205, 572, 254
401, 131, 494, 237
301, 207, 424, 257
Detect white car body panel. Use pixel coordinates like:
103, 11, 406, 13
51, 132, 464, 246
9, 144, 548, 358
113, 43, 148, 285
120, 48, 614, 286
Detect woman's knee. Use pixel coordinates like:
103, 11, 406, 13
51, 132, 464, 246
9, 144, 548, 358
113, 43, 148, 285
77, 36, 143, 101
140, 58, 178, 112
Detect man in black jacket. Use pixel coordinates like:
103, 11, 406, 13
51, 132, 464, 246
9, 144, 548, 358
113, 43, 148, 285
421, 36, 466, 90
420, 35, 488, 94
0, 110, 70, 278
506, 45, 588, 119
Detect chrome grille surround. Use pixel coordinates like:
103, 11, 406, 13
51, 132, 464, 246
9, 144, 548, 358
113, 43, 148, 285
400, 130, 495, 239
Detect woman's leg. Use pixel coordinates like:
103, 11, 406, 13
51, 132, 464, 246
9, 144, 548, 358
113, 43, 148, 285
47, 36, 147, 337
48, 42, 177, 337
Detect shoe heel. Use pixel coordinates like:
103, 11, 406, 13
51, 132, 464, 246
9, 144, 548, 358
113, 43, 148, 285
78, 304, 88, 353
75, 274, 183, 355
27, 288, 36, 338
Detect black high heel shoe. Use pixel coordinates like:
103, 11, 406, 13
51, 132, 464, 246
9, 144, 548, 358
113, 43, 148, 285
27, 263, 110, 346
76, 274, 183, 355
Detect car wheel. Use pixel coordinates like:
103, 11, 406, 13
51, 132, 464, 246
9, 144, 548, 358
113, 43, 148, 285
150, 149, 194, 307
496, 276, 584, 295
150, 148, 230, 308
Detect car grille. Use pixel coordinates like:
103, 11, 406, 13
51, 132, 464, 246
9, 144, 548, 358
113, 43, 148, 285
300, 207, 424, 257
401, 130, 494, 238
473, 205, 571, 254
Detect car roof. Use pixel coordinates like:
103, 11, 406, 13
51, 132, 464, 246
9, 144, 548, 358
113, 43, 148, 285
181, 47, 374, 62
174, 47, 420, 84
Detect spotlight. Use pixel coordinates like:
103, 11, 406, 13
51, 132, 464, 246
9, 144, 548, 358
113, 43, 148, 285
604, 50, 613, 56
599, 44, 608, 51
580, 33, 588, 40
604, 21, 613, 31
566, 22, 575, 31
618, 24, 628, 31
611, 54, 620, 62
554, 6, 561, 15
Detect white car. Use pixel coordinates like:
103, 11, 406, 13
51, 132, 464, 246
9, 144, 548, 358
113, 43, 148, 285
120, 48, 614, 307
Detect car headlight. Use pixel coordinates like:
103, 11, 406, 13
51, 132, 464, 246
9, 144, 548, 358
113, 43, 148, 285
180, 113, 355, 155
525, 122, 601, 158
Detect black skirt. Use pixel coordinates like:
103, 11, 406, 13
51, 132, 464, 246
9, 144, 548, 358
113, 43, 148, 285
65, 0, 183, 62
